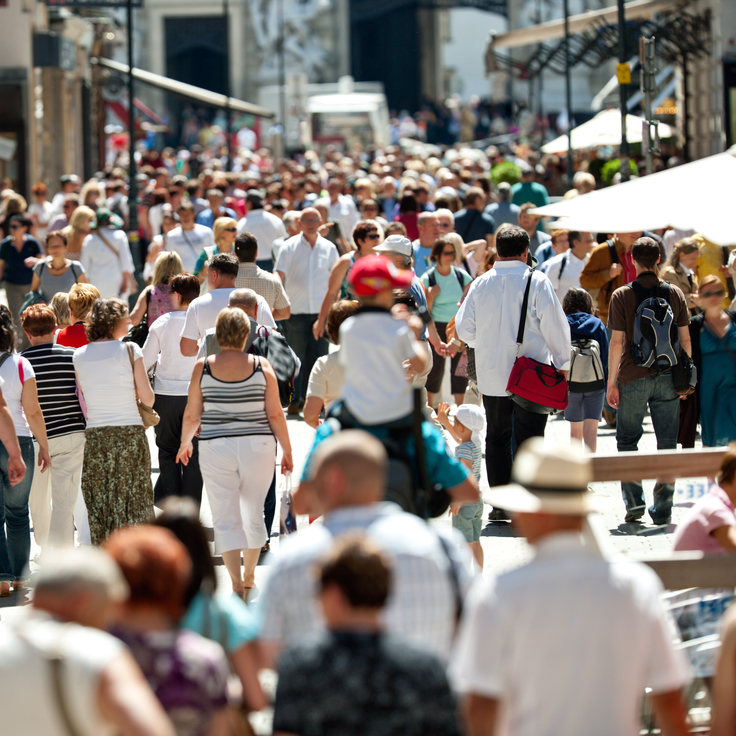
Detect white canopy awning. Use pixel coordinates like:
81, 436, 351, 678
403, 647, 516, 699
97, 58, 274, 119
530, 147, 736, 245
491, 0, 676, 49
541, 108, 674, 153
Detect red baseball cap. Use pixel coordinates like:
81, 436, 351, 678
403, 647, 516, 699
348, 255, 414, 296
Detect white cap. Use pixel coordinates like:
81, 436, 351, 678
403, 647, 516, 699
373, 234, 413, 257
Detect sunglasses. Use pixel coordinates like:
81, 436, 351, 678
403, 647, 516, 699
223, 227, 237, 233
700, 290, 726, 299
365, 233, 380, 240
10, 224, 22, 230
438, 222, 452, 228
442, 250, 456, 256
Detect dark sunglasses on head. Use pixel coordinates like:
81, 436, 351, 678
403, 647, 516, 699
223, 227, 237, 232
700, 289, 726, 298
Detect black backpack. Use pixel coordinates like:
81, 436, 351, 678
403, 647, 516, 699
249, 327, 298, 407
427, 266, 466, 291
629, 281, 680, 370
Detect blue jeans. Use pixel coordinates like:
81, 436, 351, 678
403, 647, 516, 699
616, 372, 679, 521
283, 313, 328, 404
0, 437, 35, 581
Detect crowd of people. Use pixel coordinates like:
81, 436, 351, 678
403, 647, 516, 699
0, 138, 735, 735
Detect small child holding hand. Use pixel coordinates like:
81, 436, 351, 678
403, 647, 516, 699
437, 402, 485, 569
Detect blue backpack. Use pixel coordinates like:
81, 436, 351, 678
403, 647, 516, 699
630, 281, 679, 370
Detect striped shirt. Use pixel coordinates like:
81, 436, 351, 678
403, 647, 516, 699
456, 441, 482, 482
199, 356, 273, 441
21, 343, 85, 438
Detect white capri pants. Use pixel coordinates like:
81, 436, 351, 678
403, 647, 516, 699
28, 433, 86, 549
199, 434, 276, 554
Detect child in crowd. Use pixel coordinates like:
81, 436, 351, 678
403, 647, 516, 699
436, 403, 485, 569
337, 255, 427, 428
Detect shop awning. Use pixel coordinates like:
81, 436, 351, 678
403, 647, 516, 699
95, 57, 275, 119
490, 0, 676, 50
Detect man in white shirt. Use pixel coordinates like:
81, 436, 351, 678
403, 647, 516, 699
314, 179, 361, 246
275, 207, 339, 414
80, 220, 136, 299
540, 231, 596, 303
180, 253, 275, 356
258, 430, 475, 667
236, 191, 286, 272
455, 225, 571, 520
163, 201, 214, 273
450, 439, 690, 736
0, 547, 176, 736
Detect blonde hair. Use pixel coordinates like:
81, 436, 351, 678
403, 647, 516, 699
49, 292, 71, 327
3, 193, 27, 216
444, 232, 466, 266
215, 307, 249, 349
80, 180, 103, 208
151, 251, 184, 286
65, 205, 96, 247
213, 217, 237, 247
68, 283, 100, 321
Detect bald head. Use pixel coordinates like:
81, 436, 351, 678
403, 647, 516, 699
310, 430, 387, 511
229, 288, 258, 319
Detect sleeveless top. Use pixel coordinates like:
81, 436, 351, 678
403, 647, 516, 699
148, 283, 175, 326
199, 355, 273, 440
340, 252, 357, 299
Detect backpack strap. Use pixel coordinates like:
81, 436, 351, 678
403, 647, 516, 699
558, 250, 570, 281
427, 267, 437, 288
451, 266, 466, 291
607, 239, 619, 265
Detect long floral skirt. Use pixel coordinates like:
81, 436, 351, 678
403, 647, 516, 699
81, 426, 154, 545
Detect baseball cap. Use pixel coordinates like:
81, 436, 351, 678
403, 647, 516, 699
373, 234, 413, 257
348, 255, 413, 296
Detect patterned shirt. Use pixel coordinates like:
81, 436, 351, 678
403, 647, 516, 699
235, 262, 290, 310
111, 627, 229, 736
273, 631, 461, 736
21, 343, 85, 438
456, 440, 482, 482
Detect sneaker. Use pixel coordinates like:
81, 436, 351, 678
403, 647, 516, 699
488, 507, 510, 522
624, 509, 645, 523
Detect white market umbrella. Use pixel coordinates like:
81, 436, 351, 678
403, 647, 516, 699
541, 108, 673, 153
530, 146, 736, 245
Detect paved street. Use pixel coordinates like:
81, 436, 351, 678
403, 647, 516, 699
0, 399, 706, 625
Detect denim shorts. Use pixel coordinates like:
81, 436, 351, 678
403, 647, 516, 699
564, 389, 606, 422
452, 500, 484, 543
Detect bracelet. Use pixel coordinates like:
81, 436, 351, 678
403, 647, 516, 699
450, 338, 462, 347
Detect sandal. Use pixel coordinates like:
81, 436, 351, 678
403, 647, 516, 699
0, 581, 10, 597
12, 580, 27, 592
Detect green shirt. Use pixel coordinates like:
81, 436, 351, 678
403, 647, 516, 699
421, 267, 473, 323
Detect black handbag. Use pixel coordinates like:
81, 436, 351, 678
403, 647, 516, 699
123, 290, 151, 348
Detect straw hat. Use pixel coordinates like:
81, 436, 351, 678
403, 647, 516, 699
485, 437, 607, 515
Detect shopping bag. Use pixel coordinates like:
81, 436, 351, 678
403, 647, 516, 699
279, 471, 297, 536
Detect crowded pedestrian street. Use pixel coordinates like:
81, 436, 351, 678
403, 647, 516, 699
2, 0, 736, 732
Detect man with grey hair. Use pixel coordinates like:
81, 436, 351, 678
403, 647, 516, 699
198, 288, 260, 358
485, 182, 520, 229
412, 210, 440, 278
0, 547, 175, 736
272, 210, 301, 265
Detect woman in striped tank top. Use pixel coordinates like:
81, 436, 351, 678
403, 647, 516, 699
177, 307, 293, 598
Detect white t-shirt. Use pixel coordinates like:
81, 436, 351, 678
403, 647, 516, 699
306, 350, 345, 411
141, 311, 197, 395
237, 209, 287, 261
338, 311, 418, 424
541, 250, 590, 303
165, 224, 214, 274
29, 201, 54, 243
180, 288, 276, 343
73, 341, 144, 428
0, 353, 34, 437
0, 612, 124, 736
80, 230, 135, 298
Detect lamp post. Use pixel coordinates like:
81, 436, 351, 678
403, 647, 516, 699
563, 0, 573, 183
617, 0, 630, 182
126, 0, 138, 236
224, 0, 232, 171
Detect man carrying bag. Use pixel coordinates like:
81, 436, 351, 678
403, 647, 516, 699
456, 225, 571, 521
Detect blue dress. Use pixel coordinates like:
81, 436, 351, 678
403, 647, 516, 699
699, 323, 736, 446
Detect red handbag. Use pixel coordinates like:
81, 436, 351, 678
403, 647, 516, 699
505, 268, 568, 414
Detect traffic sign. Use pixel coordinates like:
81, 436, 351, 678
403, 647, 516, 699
616, 63, 631, 85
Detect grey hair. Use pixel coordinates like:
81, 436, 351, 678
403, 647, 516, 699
435, 208, 455, 224
283, 211, 301, 231
229, 288, 258, 311
35, 547, 128, 603
400, 254, 413, 268
497, 182, 512, 201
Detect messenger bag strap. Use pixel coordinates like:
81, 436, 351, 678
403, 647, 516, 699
96, 230, 120, 261
515, 267, 534, 357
